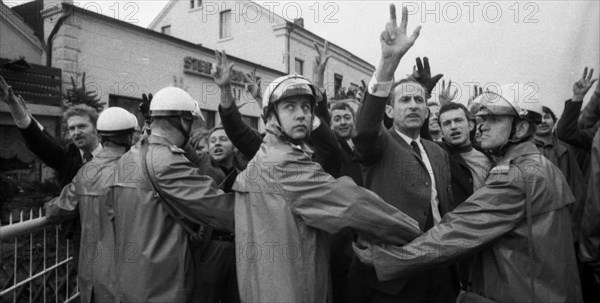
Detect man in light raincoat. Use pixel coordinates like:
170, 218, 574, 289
209, 56, 423, 303
355, 84, 583, 303
45, 107, 138, 303
111, 87, 235, 303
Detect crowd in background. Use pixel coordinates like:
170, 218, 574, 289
1, 3, 599, 303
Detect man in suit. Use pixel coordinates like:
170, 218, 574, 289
1, 75, 101, 271
0, 76, 101, 187
330, 101, 362, 186
350, 5, 459, 302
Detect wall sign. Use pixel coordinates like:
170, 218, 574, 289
183, 56, 259, 86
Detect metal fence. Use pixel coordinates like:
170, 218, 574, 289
0, 208, 79, 303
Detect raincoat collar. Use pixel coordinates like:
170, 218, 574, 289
148, 134, 177, 147
95, 145, 127, 159
263, 132, 314, 158
495, 141, 540, 166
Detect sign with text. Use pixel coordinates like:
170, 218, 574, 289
183, 56, 260, 86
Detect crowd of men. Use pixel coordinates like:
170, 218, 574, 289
1, 3, 599, 303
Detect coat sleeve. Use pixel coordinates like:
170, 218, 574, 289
353, 92, 388, 165
556, 100, 595, 150
309, 119, 343, 178
311, 91, 342, 177
579, 130, 600, 270
152, 147, 235, 232
19, 120, 68, 170
578, 92, 600, 129
314, 91, 331, 125
278, 155, 422, 245
218, 104, 263, 159
372, 168, 526, 281
44, 180, 79, 222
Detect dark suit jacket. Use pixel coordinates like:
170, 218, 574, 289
338, 138, 363, 186
19, 121, 83, 188
350, 92, 458, 297
436, 142, 475, 210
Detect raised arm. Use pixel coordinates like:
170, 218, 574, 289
313, 41, 332, 124
354, 4, 420, 164
212, 49, 263, 159
0, 75, 69, 170
578, 80, 600, 129
556, 67, 598, 150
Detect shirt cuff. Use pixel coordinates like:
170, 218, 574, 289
367, 72, 394, 98
14, 115, 33, 129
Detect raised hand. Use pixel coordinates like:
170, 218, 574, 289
242, 68, 262, 106
466, 84, 484, 108
314, 41, 332, 75
438, 79, 457, 106
140, 93, 152, 121
0, 75, 16, 105
376, 4, 421, 82
211, 49, 234, 87
573, 67, 598, 101
0, 75, 31, 125
410, 57, 443, 94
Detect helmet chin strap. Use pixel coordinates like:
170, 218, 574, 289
165, 117, 192, 147
482, 116, 519, 158
268, 109, 313, 146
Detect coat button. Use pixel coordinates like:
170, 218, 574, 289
425, 181, 430, 187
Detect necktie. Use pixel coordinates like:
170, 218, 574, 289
83, 152, 93, 163
411, 141, 422, 160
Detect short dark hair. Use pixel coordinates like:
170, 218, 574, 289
330, 102, 356, 119
542, 106, 557, 122
439, 102, 472, 123
63, 104, 98, 127
388, 79, 427, 105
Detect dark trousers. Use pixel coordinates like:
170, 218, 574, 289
193, 240, 240, 303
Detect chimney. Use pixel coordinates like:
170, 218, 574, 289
293, 18, 304, 27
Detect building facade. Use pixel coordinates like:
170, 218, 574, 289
149, 0, 375, 97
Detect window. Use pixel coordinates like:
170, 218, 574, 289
334, 73, 343, 96
161, 25, 171, 35
190, 0, 195, 9
294, 58, 304, 75
220, 10, 232, 39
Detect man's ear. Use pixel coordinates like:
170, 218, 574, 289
468, 120, 475, 132
515, 120, 530, 138
385, 105, 394, 119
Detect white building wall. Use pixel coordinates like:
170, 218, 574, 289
289, 33, 372, 97
151, 0, 286, 73
45, 7, 284, 127
149, 1, 374, 94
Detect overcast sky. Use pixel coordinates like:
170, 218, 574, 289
5, 0, 599, 117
